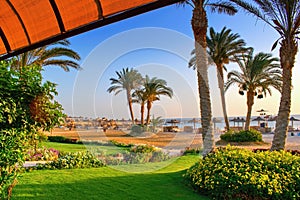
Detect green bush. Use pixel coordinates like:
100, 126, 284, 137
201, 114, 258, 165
37, 151, 105, 169
130, 144, 156, 153
130, 125, 146, 136
122, 145, 169, 164
47, 136, 67, 143
220, 129, 262, 142
0, 129, 27, 199
0, 61, 64, 199
110, 140, 133, 147
185, 146, 300, 199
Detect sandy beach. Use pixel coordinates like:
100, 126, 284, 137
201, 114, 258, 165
47, 128, 300, 151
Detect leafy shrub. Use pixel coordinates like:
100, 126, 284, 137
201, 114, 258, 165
0, 129, 27, 199
25, 147, 59, 161
220, 129, 262, 142
36, 151, 105, 169
110, 140, 133, 147
130, 144, 156, 153
98, 144, 170, 165
122, 144, 169, 164
185, 146, 300, 199
0, 61, 64, 199
47, 136, 67, 143
130, 125, 146, 136
183, 148, 201, 155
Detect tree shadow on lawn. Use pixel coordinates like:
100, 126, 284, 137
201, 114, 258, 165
12, 169, 209, 200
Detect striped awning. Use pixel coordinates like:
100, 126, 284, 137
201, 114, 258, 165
0, 0, 179, 60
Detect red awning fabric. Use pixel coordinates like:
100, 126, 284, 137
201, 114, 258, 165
0, 0, 179, 60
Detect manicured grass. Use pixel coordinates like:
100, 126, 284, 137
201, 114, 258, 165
12, 155, 208, 200
42, 142, 128, 155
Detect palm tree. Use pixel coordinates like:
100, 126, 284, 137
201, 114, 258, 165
143, 75, 173, 125
11, 40, 81, 72
107, 68, 143, 124
226, 49, 282, 130
189, 27, 248, 131
132, 88, 148, 125
230, 0, 300, 150
178, 0, 237, 155
149, 115, 165, 132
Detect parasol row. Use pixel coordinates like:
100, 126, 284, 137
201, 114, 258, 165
0, 0, 180, 60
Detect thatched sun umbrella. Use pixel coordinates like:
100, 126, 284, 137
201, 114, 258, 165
290, 116, 300, 129
252, 116, 265, 126
188, 118, 201, 131
166, 119, 180, 126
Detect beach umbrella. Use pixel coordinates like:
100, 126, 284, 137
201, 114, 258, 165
252, 116, 265, 126
188, 118, 201, 131
268, 116, 277, 121
290, 117, 300, 129
213, 118, 222, 130
230, 117, 245, 127
166, 119, 180, 126
237, 117, 246, 127
230, 117, 237, 127
257, 109, 268, 114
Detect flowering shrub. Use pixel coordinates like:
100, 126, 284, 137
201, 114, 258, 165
185, 146, 300, 199
36, 151, 105, 169
94, 144, 170, 165
25, 147, 59, 161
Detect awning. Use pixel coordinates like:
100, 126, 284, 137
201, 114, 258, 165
0, 0, 180, 61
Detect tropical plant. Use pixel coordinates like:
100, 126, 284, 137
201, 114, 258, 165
149, 116, 165, 132
225, 49, 282, 130
142, 75, 173, 125
107, 68, 143, 124
230, 0, 300, 150
189, 27, 248, 131
11, 40, 81, 72
0, 60, 64, 199
132, 88, 148, 125
178, 0, 237, 155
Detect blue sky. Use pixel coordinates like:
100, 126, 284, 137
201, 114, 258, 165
42, 4, 300, 119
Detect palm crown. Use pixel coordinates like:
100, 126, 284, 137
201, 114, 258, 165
226, 49, 282, 130
143, 75, 173, 124
11, 40, 81, 72
226, 49, 282, 96
107, 68, 143, 124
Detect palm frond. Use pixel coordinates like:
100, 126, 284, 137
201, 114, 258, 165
208, 2, 237, 15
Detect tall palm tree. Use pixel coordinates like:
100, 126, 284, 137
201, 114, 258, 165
230, 0, 300, 150
11, 40, 81, 72
189, 27, 248, 131
226, 49, 282, 130
107, 68, 143, 124
178, 0, 237, 155
143, 75, 173, 125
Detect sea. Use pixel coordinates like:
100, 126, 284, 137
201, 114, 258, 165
164, 115, 300, 132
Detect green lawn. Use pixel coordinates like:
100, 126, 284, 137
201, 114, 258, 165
12, 155, 209, 200
42, 142, 128, 155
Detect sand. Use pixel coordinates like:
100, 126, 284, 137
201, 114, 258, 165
46, 128, 300, 151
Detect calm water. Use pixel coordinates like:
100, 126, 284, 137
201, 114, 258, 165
165, 115, 300, 132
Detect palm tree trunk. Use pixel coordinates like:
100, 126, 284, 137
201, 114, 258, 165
146, 101, 152, 125
192, 4, 215, 156
140, 103, 145, 125
126, 91, 135, 125
271, 40, 297, 150
217, 64, 230, 131
245, 91, 254, 131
